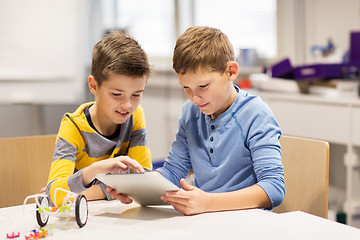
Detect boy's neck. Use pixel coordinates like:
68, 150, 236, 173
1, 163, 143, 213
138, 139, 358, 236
88, 104, 118, 136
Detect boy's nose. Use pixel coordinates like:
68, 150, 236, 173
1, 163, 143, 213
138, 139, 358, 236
192, 95, 202, 103
121, 100, 131, 109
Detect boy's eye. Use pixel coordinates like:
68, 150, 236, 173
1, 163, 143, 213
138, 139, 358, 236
132, 94, 141, 97
112, 93, 121, 97
200, 84, 208, 88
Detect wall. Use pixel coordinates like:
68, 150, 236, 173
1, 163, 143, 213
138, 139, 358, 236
277, 0, 360, 65
304, 0, 360, 63
0, 0, 87, 104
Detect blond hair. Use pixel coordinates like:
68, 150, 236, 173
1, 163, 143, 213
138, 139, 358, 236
91, 31, 151, 86
173, 26, 235, 74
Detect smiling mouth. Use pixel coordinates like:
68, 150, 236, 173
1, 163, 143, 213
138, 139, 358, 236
116, 110, 129, 116
197, 103, 209, 108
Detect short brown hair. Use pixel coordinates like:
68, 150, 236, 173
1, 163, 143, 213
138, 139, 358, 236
173, 26, 235, 74
91, 31, 151, 86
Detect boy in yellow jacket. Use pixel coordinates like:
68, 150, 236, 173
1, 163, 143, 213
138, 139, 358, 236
45, 31, 152, 206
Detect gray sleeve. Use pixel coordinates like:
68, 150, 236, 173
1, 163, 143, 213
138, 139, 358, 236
93, 179, 114, 200
129, 128, 148, 148
68, 169, 88, 193
69, 169, 114, 201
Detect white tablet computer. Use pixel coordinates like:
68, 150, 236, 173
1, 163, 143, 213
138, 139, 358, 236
96, 172, 180, 206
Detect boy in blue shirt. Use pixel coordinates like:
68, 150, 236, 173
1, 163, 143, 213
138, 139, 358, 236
110, 26, 284, 215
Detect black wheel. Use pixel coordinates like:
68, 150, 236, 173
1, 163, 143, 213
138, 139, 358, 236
36, 197, 49, 227
75, 195, 88, 227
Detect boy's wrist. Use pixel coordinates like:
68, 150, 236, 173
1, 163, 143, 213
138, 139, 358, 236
204, 192, 215, 213
82, 163, 99, 186
203, 192, 228, 213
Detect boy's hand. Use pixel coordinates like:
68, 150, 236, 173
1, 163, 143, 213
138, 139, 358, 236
106, 187, 133, 204
82, 156, 145, 187
95, 156, 145, 174
161, 178, 210, 215
39, 186, 46, 194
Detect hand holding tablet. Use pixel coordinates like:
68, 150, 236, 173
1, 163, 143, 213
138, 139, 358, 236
96, 171, 180, 206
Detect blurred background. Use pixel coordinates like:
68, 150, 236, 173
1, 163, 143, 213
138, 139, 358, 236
0, 0, 359, 225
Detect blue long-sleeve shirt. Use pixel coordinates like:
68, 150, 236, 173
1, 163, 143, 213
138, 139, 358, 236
157, 87, 285, 208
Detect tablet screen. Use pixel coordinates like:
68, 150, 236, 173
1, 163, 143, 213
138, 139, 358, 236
96, 172, 180, 206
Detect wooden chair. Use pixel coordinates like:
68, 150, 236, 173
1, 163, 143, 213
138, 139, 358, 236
0, 134, 56, 208
273, 135, 329, 218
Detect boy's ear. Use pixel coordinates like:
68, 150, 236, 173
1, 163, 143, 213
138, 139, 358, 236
227, 61, 239, 81
88, 75, 97, 95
